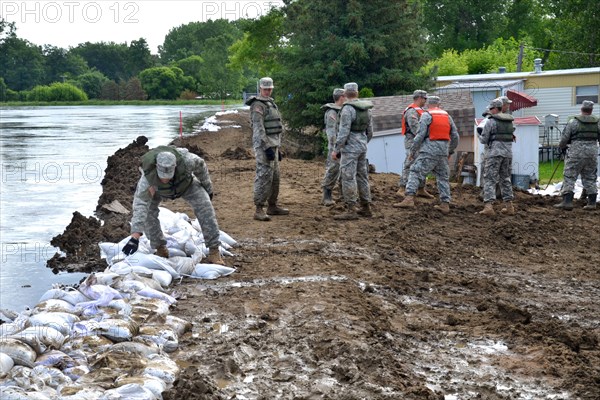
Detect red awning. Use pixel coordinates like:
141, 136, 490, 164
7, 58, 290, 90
506, 89, 538, 111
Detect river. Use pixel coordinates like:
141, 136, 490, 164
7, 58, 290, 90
0, 104, 235, 313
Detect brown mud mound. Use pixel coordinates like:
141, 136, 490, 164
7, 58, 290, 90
48, 110, 599, 399
220, 146, 253, 160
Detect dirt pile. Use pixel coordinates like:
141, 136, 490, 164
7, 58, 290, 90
48, 110, 599, 399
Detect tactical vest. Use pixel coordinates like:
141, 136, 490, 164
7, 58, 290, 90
490, 113, 515, 142
426, 108, 451, 140
344, 100, 373, 132
572, 115, 599, 141
402, 104, 424, 135
247, 96, 283, 135
141, 146, 193, 200
321, 103, 341, 111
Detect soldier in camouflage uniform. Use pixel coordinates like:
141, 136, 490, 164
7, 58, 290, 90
321, 88, 346, 206
478, 98, 516, 216
554, 100, 599, 211
331, 82, 374, 220
121, 146, 225, 265
398, 90, 434, 199
394, 96, 459, 214
245, 77, 289, 221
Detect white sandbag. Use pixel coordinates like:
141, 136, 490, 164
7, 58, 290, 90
37, 288, 90, 306
28, 312, 80, 336
165, 315, 192, 337
136, 325, 179, 353
168, 256, 195, 275
100, 383, 159, 400
62, 364, 90, 381
0, 385, 55, 399
0, 315, 28, 337
9, 326, 65, 354
33, 299, 79, 315
136, 287, 176, 305
97, 318, 139, 342
35, 349, 76, 369
0, 338, 37, 368
151, 270, 172, 287
220, 246, 234, 257
171, 229, 192, 247
143, 353, 179, 384
184, 238, 200, 256
93, 272, 121, 286
219, 230, 238, 247
114, 277, 148, 293
123, 253, 180, 279
60, 387, 105, 399
131, 266, 155, 278
98, 236, 131, 262
187, 263, 236, 280
167, 247, 187, 257
114, 376, 167, 399
0, 352, 14, 377
107, 299, 132, 316
108, 261, 133, 276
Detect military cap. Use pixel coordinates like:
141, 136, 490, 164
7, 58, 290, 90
427, 96, 440, 104
344, 82, 359, 92
581, 100, 594, 109
489, 98, 503, 109
499, 95, 512, 104
259, 77, 274, 89
156, 152, 177, 179
333, 88, 345, 96
413, 90, 428, 99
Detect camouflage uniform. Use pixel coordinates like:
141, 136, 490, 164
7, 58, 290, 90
321, 104, 342, 190
400, 106, 426, 188
479, 113, 515, 203
246, 95, 283, 207
335, 99, 374, 206
405, 108, 459, 202
558, 114, 600, 195
131, 147, 220, 249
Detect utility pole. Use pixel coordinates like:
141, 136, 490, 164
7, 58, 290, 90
516, 43, 524, 72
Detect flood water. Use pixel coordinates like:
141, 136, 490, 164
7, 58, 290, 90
0, 104, 233, 312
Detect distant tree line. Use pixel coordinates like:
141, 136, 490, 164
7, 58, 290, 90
1, 0, 598, 128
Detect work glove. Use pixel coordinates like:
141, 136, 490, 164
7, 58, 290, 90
265, 147, 276, 161
122, 237, 139, 255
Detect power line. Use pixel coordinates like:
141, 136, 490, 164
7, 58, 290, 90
523, 45, 600, 57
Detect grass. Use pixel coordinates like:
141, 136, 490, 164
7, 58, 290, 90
538, 159, 565, 184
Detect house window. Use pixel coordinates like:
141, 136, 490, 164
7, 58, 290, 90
575, 85, 598, 104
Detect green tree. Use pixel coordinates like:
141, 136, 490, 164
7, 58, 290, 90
43, 45, 88, 84
542, 0, 600, 68
159, 19, 242, 63
175, 55, 204, 90
75, 70, 109, 99
127, 38, 155, 76
199, 36, 244, 99
423, 0, 508, 57
229, 10, 286, 77
276, 0, 430, 129
139, 66, 186, 99
71, 42, 129, 81
0, 76, 7, 101
0, 20, 45, 91
122, 77, 147, 100
100, 80, 120, 100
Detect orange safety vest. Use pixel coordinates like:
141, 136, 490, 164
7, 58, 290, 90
426, 107, 451, 141
401, 103, 424, 135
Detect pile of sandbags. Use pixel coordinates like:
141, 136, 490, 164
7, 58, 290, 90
0, 207, 238, 399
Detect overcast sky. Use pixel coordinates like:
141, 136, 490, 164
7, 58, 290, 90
1, 1, 283, 53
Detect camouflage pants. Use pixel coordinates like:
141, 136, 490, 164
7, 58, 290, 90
561, 154, 598, 195
483, 155, 513, 202
322, 151, 341, 190
254, 154, 280, 206
399, 135, 424, 188
340, 151, 371, 205
406, 155, 451, 202
145, 179, 221, 249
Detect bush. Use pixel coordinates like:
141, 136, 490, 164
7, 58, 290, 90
359, 87, 374, 98
27, 82, 88, 101
179, 89, 198, 100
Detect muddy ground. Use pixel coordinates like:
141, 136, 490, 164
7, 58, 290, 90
50, 110, 599, 399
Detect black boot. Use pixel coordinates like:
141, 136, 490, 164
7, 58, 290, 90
322, 188, 334, 206
583, 194, 597, 210
554, 192, 574, 211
